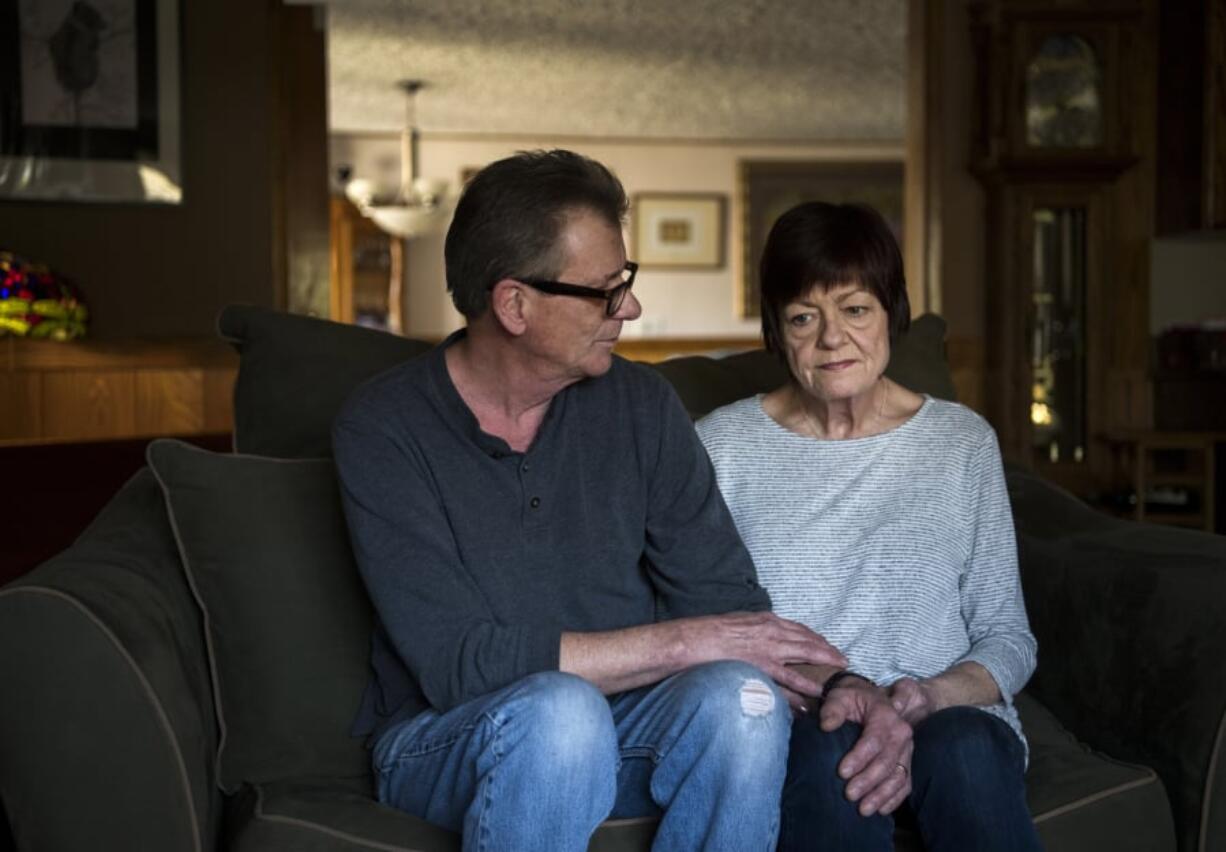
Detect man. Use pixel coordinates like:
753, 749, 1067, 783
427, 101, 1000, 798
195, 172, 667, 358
333, 149, 910, 851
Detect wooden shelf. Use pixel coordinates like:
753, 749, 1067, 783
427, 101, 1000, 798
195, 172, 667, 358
1106, 431, 1223, 533
612, 337, 761, 363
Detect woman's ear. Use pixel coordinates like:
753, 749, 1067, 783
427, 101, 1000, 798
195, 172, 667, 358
489, 278, 528, 336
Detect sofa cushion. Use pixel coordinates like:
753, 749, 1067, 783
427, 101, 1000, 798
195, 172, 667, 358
147, 439, 372, 794
217, 692, 1171, 852
218, 305, 433, 459
1017, 692, 1174, 850
224, 776, 659, 852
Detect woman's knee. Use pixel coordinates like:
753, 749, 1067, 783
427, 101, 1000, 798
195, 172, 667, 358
781, 719, 892, 852
912, 706, 1024, 790
787, 716, 863, 789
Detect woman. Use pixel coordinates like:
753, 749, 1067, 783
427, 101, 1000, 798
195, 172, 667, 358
697, 202, 1041, 852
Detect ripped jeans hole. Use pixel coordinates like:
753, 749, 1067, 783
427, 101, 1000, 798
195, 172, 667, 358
739, 679, 775, 716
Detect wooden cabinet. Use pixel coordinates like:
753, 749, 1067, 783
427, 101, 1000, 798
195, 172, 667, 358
0, 337, 236, 446
970, 0, 1155, 497
329, 196, 403, 332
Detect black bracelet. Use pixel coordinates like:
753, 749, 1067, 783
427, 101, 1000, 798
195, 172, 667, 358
820, 669, 874, 702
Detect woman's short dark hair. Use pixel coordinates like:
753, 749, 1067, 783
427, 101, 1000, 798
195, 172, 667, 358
759, 201, 910, 359
444, 149, 629, 319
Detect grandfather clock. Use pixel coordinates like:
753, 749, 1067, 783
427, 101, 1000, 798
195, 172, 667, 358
969, 0, 1155, 495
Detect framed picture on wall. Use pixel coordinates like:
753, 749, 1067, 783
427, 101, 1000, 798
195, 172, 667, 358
632, 193, 726, 270
0, 0, 182, 203
738, 160, 903, 318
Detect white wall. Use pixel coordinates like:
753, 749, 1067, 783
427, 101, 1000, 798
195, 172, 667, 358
331, 133, 903, 340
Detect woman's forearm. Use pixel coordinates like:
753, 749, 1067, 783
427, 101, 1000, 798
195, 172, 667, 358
922, 660, 1001, 712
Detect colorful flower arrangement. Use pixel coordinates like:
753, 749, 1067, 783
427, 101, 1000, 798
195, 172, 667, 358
0, 252, 89, 340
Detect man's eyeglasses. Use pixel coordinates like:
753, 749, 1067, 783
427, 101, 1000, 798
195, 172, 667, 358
516, 261, 638, 317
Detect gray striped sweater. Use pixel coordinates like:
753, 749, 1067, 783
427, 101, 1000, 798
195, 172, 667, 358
697, 395, 1036, 749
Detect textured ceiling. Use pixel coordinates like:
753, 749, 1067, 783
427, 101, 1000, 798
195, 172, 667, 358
321, 0, 907, 140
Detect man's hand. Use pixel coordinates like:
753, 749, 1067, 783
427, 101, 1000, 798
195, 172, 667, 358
675, 612, 846, 708
560, 611, 845, 701
818, 678, 913, 816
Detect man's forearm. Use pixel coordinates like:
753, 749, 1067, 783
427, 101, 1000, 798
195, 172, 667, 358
559, 622, 689, 694
559, 611, 847, 697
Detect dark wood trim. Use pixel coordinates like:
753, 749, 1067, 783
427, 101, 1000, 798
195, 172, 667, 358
614, 337, 761, 363
1207, 0, 1226, 228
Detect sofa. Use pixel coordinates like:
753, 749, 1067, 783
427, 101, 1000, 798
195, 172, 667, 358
1, 304, 1223, 852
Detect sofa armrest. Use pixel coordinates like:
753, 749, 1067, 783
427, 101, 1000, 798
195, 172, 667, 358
1011, 469, 1226, 852
0, 469, 219, 852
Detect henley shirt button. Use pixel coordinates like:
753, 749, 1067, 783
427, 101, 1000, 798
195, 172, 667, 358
529, 496, 541, 509
522, 462, 531, 473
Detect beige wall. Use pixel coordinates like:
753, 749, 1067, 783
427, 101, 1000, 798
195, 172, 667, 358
331, 134, 904, 340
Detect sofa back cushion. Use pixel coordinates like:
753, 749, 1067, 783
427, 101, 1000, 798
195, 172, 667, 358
218, 305, 955, 457
218, 305, 432, 458
147, 439, 372, 793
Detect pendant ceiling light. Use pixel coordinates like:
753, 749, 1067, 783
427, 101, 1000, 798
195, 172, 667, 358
344, 80, 453, 239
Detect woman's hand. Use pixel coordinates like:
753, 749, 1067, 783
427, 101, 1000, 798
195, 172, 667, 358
888, 662, 1002, 725
887, 677, 936, 725
819, 677, 914, 816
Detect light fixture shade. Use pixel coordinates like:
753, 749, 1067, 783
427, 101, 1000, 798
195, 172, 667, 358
367, 199, 454, 239
345, 81, 453, 240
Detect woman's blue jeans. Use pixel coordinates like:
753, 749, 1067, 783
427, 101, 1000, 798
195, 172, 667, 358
372, 661, 792, 852
779, 705, 1044, 852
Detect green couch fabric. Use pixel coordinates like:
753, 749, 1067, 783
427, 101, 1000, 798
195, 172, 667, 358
147, 440, 373, 793
1018, 693, 1174, 850
218, 305, 433, 459
0, 469, 220, 852
1010, 466, 1226, 852
223, 777, 658, 852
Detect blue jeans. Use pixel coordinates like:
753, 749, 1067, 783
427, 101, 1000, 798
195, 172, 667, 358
373, 661, 791, 852
779, 705, 1043, 852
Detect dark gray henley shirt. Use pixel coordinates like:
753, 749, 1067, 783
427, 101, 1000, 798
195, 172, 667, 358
333, 332, 768, 741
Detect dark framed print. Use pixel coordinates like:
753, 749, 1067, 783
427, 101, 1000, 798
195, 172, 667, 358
632, 193, 726, 270
738, 160, 903, 318
0, 0, 182, 203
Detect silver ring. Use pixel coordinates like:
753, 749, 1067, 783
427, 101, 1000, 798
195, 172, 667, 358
895, 762, 909, 777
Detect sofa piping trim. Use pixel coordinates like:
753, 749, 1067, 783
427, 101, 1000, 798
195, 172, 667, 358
1199, 703, 1226, 852
149, 445, 235, 794
1030, 770, 1161, 825
0, 585, 204, 852
251, 784, 657, 850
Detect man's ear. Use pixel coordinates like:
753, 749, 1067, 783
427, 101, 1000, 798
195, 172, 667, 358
489, 279, 528, 336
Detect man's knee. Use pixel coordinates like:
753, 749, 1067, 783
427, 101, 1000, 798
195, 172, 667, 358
680, 660, 788, 719
673, 661, 792, 774
500, 672, 618, 768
